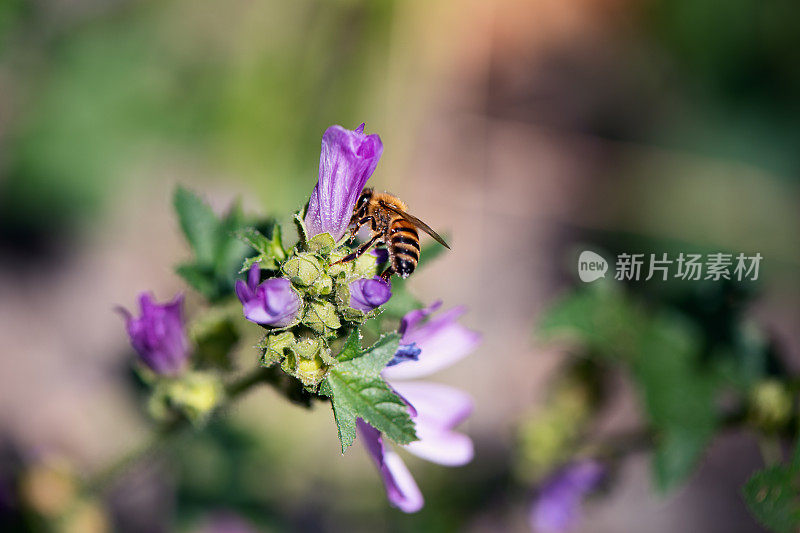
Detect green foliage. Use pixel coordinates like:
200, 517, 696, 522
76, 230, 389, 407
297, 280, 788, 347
190, 312, 240, 371
322, 331, 417, 453
538, 284, 720, 491
743, 440, 800, 533
237, 225, 285, 272
173, 187, 251, 302
633, 317, 718, 491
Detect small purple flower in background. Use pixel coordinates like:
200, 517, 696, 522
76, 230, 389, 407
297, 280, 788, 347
529, 460, 605, 533
118, 293, 189, 376
304, 124, 383, 241
195, 511, 259, 533
235, 264, 302, 327
349, 277, 392, 312
359, 301, 481, 513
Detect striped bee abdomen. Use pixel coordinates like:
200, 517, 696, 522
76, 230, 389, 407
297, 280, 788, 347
389, 219, 419, 278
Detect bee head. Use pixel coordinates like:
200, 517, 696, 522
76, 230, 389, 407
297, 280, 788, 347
355, 188, 373, 214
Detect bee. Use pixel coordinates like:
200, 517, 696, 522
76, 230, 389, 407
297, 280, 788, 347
334, 188, 450, 280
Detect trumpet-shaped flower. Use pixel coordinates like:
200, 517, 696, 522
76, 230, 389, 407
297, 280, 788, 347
235, 264, 302, 327
358, 302, 481, 512
118, 293, 189, 376
304, 124, 383, 241
529, 460, 605, 533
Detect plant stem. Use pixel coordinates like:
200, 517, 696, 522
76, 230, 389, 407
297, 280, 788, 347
89, 365, 283, 494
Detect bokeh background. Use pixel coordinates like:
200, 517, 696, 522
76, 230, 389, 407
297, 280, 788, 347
1, 0, 798, 531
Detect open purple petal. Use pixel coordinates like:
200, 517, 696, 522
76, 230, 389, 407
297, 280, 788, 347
388, 381, 474, 466
388, 381, 473, 429
357, 419, 424, 513
404, 424, 474, 467
382, 304, 480, 381
349, 277, 392, 312
304, 124, 383, 241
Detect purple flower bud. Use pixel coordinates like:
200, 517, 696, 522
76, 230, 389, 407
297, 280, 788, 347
118, 293, 189, 376
348, 277, 392, 312
235, 264, 302, 327
304, 124, 383, 241
529, 460, 605, 533
371, 248, 390, 266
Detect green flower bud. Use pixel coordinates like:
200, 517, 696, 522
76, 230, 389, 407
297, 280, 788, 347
260, 331, 296, 366
283, 253, 324, 287
328, 249, 380, 282
302, 300, 341, 335
354, 252, 379, 279
308, 274, 333, 297
149, 372, 223, 425
307, 232, 336, 253
294, 336, 322, 360
295, 355, 328, 387
749, 380, 793, 432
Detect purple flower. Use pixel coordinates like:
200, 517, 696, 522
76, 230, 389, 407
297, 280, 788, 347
529, 460, 605, 533
382, 301, 481, 381
359, 302, 481, 513
235, 264, 302, 327
196, 511, 259, 533
118, 293, 189, 376
349, 277, 392, 312
304, 124, 383, 241
357, 420, 424, 513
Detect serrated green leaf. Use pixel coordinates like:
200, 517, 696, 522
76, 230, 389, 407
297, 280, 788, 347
174, 187, 218, 264
324, 333, 415, 453
743, 463, 800, 533
335, 329, 363, 362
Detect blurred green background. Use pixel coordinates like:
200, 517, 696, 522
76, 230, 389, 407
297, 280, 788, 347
0, 0, 798, 531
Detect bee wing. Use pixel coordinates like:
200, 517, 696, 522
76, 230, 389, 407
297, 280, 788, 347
381, 203, 451, 249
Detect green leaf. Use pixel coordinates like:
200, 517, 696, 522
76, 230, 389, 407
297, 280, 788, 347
538, 284, 643, 361
172, 187, 252, 302
536, 286, 720, 492
743, 442, 800, 533
174, 186, 219, 264
634, 316, 717, 492
237, 224, 285, 271
176, 263, 216, 297
323, 332, 416, 453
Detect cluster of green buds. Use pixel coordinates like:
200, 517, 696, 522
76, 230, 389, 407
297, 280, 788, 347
237, 213, 393, 391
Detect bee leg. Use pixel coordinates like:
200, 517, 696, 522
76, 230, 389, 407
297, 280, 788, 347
346, 216, 375, 241
332, 233, 382, 265
379, 266, 394, 281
